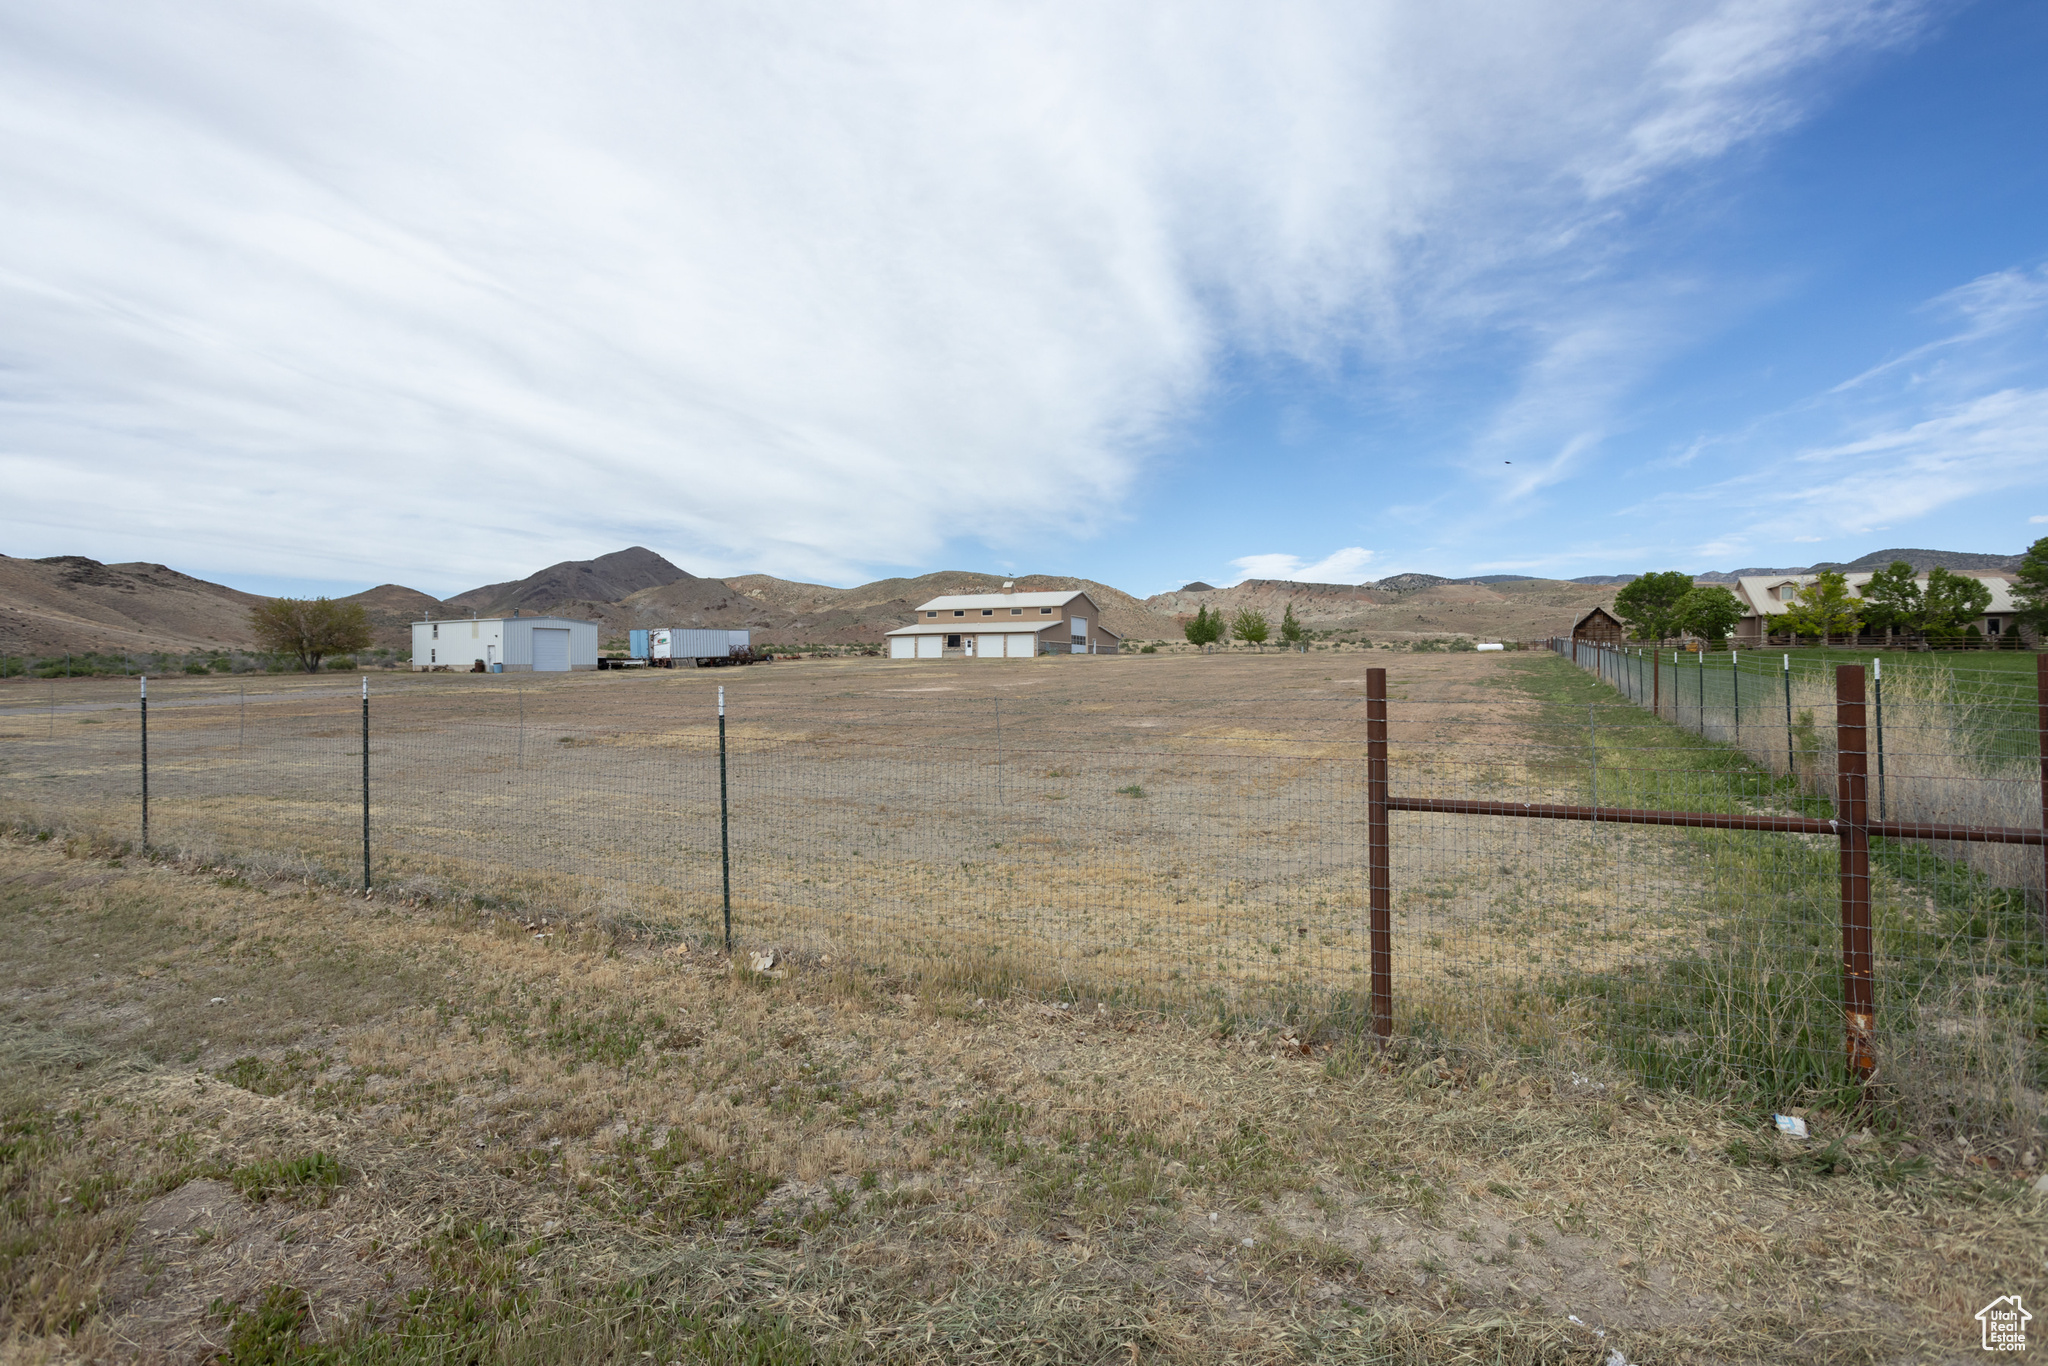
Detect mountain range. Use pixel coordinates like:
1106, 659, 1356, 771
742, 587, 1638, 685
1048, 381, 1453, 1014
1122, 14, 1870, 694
0, 545, 2030, 659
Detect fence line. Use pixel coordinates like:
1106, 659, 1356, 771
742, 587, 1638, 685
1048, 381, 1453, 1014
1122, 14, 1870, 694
3, 658, 2044, 1135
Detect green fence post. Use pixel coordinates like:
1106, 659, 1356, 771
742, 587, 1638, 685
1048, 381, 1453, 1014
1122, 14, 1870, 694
719, 685, 732, 953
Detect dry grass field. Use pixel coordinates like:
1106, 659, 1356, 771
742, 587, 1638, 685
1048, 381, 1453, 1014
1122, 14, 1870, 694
1, 652, 2044, 1360
1, 834, 2041, 1364
0, 653, 1702, 1020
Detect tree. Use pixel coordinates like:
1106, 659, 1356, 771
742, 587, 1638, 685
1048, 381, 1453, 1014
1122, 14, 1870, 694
1232, 608, 1270, 650
249, 597, 373, 673
1856, 561, 1922, 636
1674, 585, 1744, 647
1613, 571, 1695, 642
1183, 605, 1224, 651
2012, 536, 2048, 636
1778, 572, 1861, 642
1921, 566, 1993, 640
1279, 603, 1305, 651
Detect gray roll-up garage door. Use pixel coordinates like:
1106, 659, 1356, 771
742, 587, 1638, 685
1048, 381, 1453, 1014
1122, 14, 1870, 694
532, 628, 571, 672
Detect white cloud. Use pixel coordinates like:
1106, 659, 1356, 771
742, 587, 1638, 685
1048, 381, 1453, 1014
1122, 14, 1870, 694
0, 1, 1926, 592
2028, 515, 2048, 524
1228, 547, 1376, 585
1658, 386, 2048, 546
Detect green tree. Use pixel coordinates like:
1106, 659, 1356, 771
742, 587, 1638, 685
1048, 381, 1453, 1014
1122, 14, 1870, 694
1182, 605, 1224, 651
2011, 536, 2048, 636
249, 597, 373, 673
1778, 572, 1861, 642
1612, 571, 1695, 642
1855, 561, 1922, 635
1673, 585, 1744, 647
1279, 602, 1305, 651
1232, 607, 1270, 650
1921, 567, 1993, 640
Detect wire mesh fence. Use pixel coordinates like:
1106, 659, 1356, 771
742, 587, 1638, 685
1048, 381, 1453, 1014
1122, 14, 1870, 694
1, 653, 2042, 1140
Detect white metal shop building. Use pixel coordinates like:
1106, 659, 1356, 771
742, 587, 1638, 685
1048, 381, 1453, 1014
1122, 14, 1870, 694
410, 615, 600, 671
884, 587, 1120, 659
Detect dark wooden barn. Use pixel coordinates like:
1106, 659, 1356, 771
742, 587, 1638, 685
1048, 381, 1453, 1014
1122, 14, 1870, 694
1570, 606, 1626, 645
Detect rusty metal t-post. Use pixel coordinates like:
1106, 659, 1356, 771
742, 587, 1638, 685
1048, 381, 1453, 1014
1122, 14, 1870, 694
1366, 667, 1392, 1045
2038, 652, 2047, 942
1836, 665, 1875, 1084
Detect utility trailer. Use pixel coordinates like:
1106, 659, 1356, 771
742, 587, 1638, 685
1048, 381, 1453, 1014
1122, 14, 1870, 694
627, 628, 761, 667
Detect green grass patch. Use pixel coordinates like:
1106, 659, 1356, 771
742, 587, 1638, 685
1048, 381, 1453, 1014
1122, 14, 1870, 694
1500, 654, 2046, 1127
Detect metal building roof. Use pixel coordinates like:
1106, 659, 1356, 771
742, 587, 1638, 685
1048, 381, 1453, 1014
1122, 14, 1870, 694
913, 591, 1084, 612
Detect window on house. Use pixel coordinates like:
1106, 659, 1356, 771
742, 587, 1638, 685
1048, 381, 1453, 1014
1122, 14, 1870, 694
430, 649, 436, 663
982, 609, 993, 616
431, 624, 439, 639
1988, 618, 2002, 635
1011, 608, 1022, 615
927, 612, 938, 618
1040, 607, 1052, 614
954, 610, 964, 617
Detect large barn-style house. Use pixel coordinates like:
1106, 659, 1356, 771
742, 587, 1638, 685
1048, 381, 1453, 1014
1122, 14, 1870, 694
885, 584, 1121, 659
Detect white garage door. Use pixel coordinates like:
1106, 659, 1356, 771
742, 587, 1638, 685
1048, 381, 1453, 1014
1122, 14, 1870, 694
978, 634, 1010, 657
1006, 634, 1037, 657
532, 628, 571, 672
916, 635, 943, 658
890, 637, 916, 659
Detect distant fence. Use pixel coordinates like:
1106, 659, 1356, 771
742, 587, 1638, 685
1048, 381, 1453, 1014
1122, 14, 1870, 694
3, 653, 2043, 1136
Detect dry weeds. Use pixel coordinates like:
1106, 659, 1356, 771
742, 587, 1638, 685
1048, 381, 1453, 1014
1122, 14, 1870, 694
0, 835, 2038, 1363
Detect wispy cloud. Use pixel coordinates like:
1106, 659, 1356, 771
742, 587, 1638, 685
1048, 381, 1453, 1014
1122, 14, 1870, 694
1624, 262, 2048, 558
0, 1, 1929, 592
1227, 548, 1376, 585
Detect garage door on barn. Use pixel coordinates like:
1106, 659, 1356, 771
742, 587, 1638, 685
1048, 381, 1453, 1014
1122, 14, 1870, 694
532, 628, 571, 672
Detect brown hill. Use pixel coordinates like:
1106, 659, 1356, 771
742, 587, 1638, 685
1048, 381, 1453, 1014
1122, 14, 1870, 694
0, 555, 268, 656
1142, 576, 1625, 644
338, 584, 447, 651
444, 547, 693, 616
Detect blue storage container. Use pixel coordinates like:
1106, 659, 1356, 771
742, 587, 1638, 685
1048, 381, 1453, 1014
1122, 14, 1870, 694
628, 629, 650, 660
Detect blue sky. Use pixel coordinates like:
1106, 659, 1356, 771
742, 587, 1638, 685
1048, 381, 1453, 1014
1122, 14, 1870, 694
1, 1, 2043, 600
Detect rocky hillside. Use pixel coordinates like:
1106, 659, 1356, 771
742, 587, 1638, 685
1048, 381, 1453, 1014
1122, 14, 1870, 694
1141, 575, 1628, 644
0, 555, 268, 656
443, 546, 697, 616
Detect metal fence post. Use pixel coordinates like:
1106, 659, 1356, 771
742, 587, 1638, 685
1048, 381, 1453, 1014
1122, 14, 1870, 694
1652, 649, 1660, 718
361, 677, 371, 892
719, 684, 732, 953
1732, 651, 1740, 743
1872, 657, 1885, 821
1783, 654, 1794, 778
1836, 665, 1876, 1085
139, 675, 148, 853
1365, 667, 1392, 1045
1696, 647, 1705, 735
2038, 652, 2047, 939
